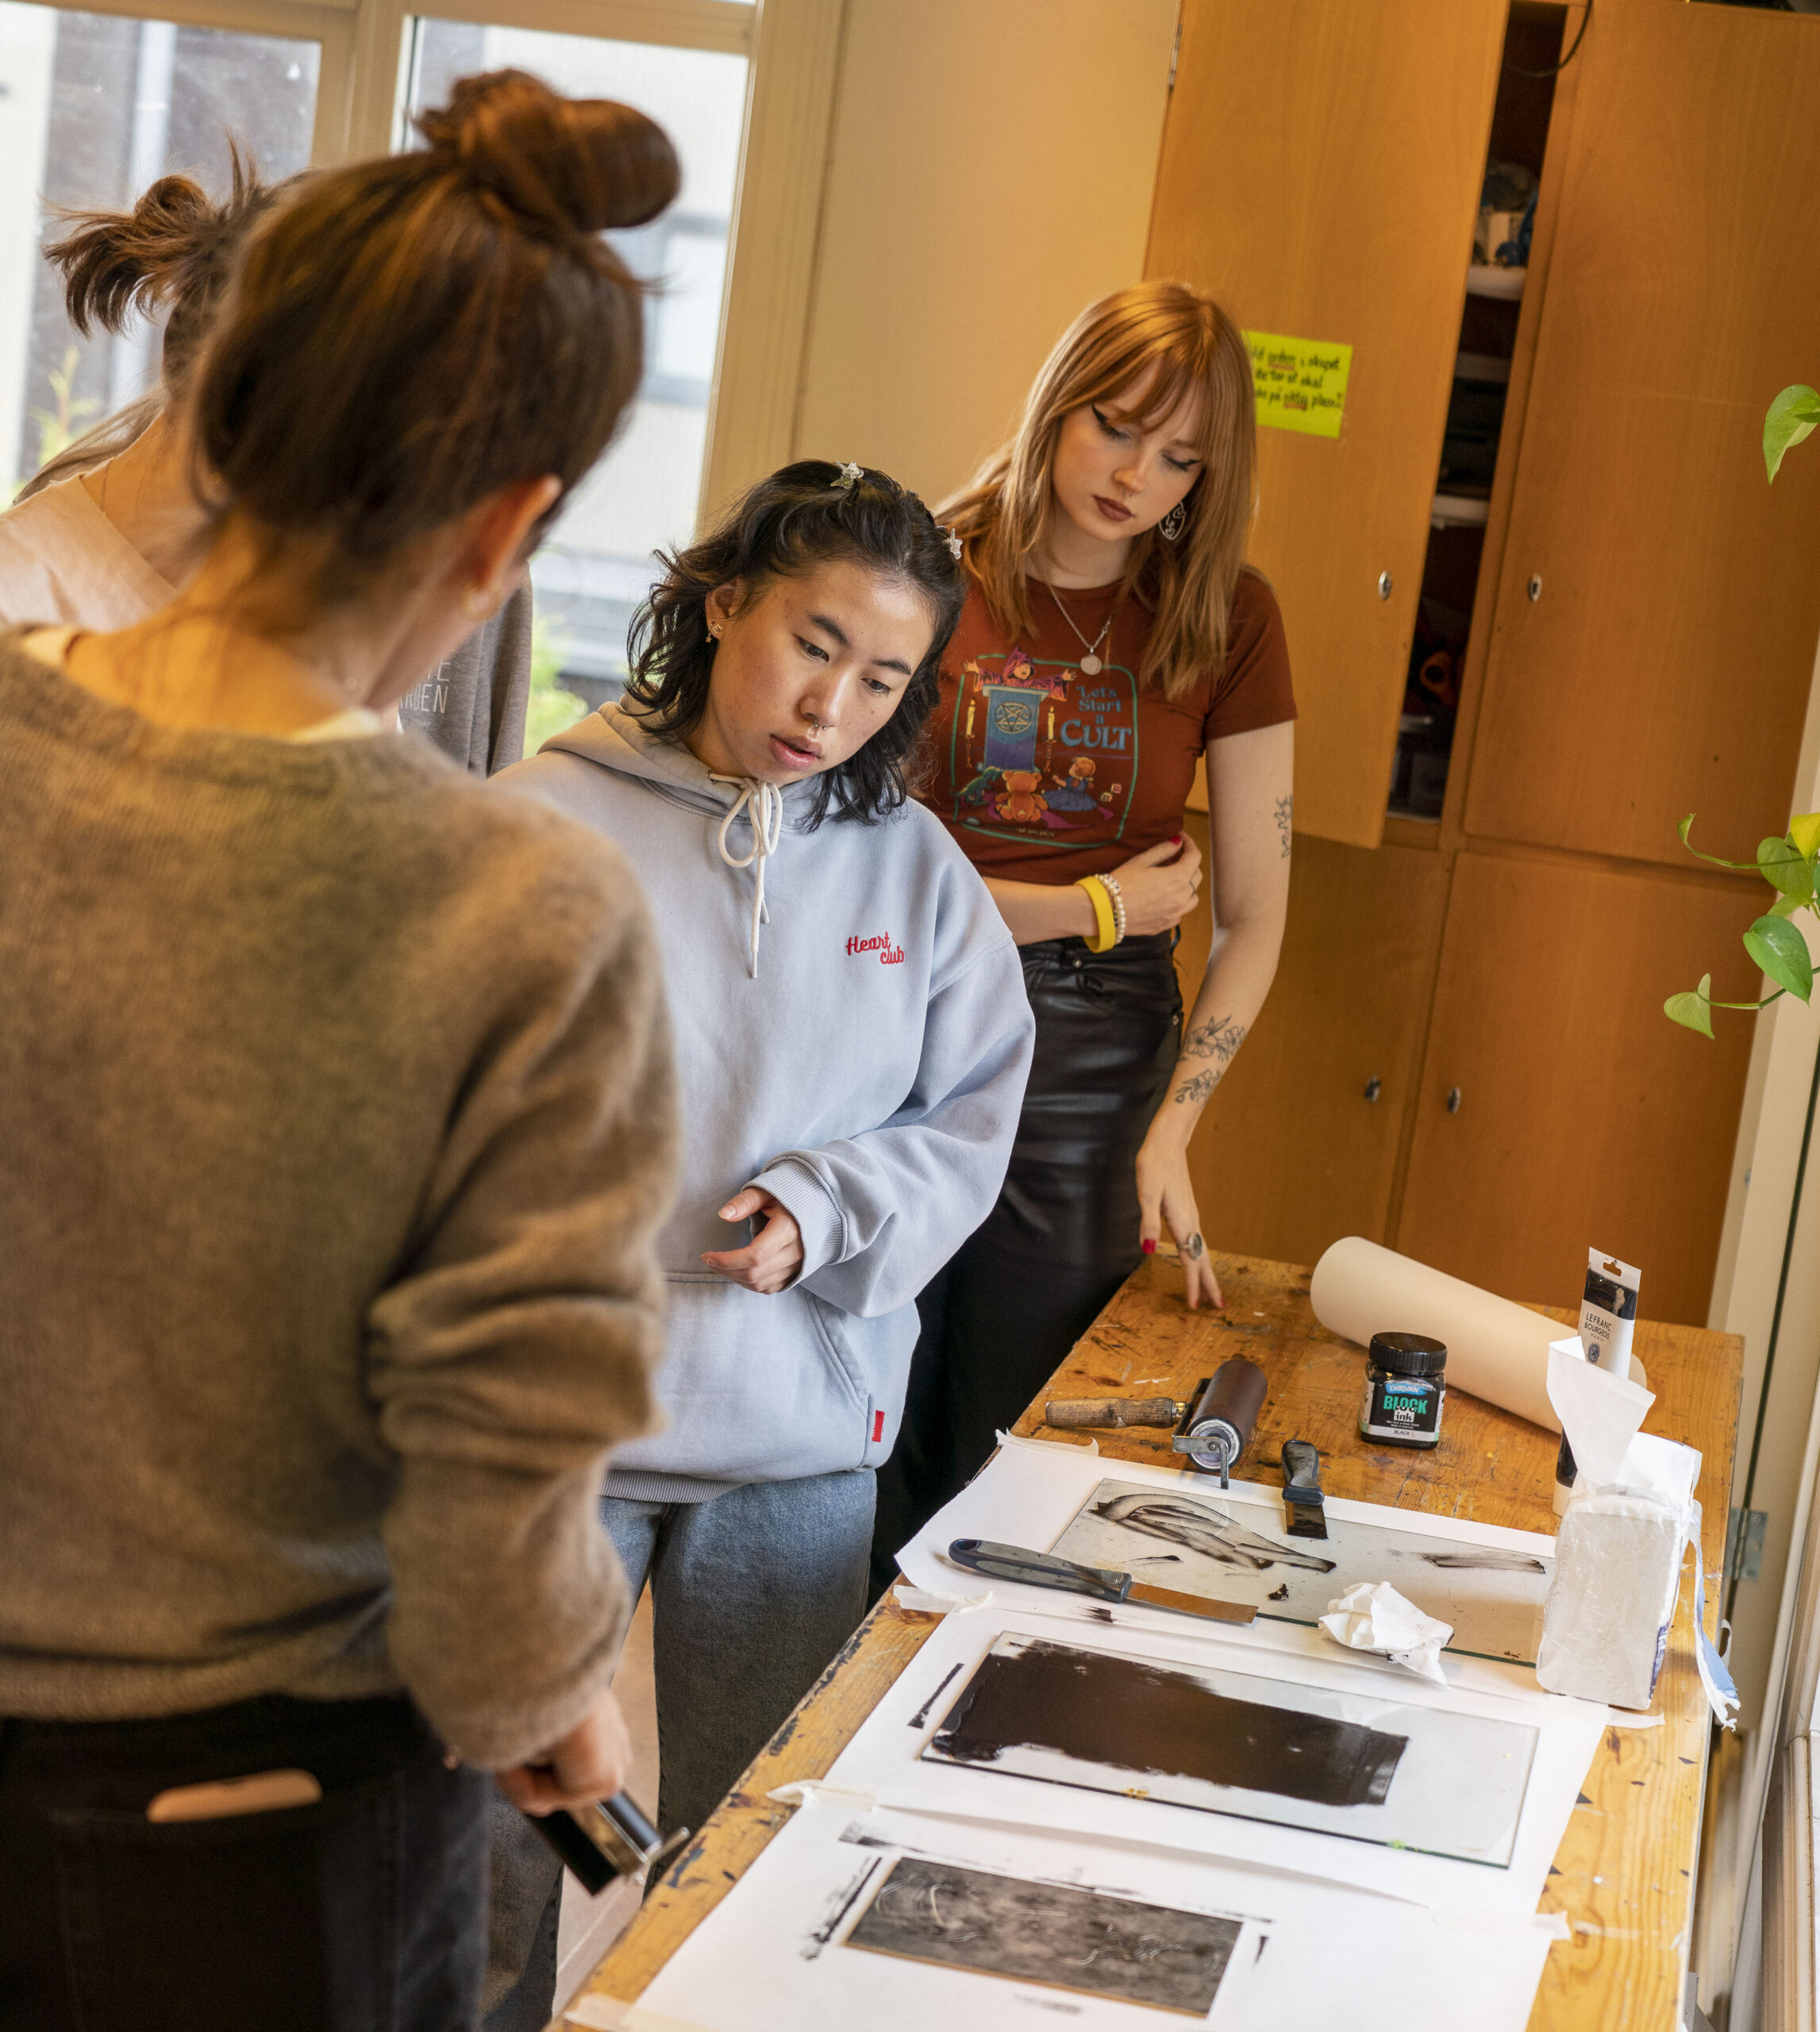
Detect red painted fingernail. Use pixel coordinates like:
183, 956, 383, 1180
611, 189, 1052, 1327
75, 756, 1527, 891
1141, 1239, 1156, 1255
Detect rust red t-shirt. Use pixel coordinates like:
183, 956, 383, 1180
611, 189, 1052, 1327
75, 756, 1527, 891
916, 570, 1295, 885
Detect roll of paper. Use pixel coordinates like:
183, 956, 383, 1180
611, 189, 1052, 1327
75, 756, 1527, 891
1310, 1237, 1562, 1433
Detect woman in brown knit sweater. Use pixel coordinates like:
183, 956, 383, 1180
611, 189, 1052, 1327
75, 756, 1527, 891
0, 72, 681, 2030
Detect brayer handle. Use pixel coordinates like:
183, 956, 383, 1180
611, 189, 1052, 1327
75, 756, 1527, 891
1045, 1395, 1182, 1430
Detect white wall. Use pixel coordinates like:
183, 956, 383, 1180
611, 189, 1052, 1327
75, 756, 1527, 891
788, 0, 1179, 507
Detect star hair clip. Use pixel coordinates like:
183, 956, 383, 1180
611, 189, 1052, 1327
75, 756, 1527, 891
941, 525, 962, 560
831, 461, 863, 490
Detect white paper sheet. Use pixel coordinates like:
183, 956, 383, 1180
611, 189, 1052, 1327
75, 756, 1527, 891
825, 1600, 1606, 1912
900, 1435, 1557, 1663
633, 1795, 1558, 2032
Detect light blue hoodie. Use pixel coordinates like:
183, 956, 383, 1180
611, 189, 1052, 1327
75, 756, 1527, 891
498, 702, 1033, 1499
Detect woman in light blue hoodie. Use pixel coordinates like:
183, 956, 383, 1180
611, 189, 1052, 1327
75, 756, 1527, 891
499, 460, 1033, 1842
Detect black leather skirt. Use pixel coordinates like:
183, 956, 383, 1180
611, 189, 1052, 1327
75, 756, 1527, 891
872, 930, 1182, 1585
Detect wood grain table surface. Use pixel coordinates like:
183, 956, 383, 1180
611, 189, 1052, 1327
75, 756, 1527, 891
568, 1250, 1743, 2032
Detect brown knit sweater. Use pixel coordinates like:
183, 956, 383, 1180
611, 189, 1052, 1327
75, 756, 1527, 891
0, 633, 675, 1769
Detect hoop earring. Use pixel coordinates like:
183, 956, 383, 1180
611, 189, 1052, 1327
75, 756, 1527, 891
1158, 502, 1187, 545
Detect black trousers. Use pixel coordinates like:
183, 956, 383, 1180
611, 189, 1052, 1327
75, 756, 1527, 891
0, 1691, 490, 2032
872, 929, 1183, 1593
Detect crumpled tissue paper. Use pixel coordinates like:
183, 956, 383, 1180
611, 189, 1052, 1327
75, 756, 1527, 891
1318, 1580, 1453, 1684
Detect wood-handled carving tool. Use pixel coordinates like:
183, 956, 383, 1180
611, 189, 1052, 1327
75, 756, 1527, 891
529, 1793, 691, 1896
948, 1537, 1256, 1626
1280, 1438, 1329, 1540
1046, 1357, 1270, 1491
1045, 1395, 1186, 1429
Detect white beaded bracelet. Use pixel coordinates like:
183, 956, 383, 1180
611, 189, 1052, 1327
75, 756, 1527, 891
1095, 872, 1127, 945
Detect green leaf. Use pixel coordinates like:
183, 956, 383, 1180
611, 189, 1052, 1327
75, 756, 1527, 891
1771, 891, 1804, 918
1766, 384, 1820, 482
1678, 814, 1767, 872
1760, 837, 1816, 900
1792, 812, 1820, 861
1745, 914, 1814, 1001
1665, 976, 1716, 1037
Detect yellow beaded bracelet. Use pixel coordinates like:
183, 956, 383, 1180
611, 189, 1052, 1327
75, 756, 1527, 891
1076, 874, 1118, 953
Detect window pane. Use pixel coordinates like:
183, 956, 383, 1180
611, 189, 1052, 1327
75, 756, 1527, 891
0, 4, 320, 493
406, 21, 748, 725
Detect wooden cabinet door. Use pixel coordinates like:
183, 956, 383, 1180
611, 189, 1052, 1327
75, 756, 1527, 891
1178, 828, 1450, 1267
1395, 851, 1760, 1323
1463, 1, 1820, 866
1149, 0, 1506, 850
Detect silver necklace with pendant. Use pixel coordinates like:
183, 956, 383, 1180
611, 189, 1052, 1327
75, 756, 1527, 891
1046, 580, 1113, 677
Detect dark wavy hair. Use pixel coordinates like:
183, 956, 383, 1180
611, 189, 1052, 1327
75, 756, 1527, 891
625, 460, 967, 826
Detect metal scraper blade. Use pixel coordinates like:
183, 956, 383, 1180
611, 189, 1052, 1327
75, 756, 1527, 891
1280, 1438, 1329, 1541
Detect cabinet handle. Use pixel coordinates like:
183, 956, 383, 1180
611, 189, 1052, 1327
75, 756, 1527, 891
1445, 1086, 1462, 1114
1364, 1076, 1382, 1103
1527, 575, 1542, 602
1377, 571, 1393, 600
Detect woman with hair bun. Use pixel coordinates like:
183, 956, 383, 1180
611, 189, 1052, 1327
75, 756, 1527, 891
0, 151, 534, 775
0, 73, 679, 2028
875, 281, 1296, 1577
502, 458, 1033, 1861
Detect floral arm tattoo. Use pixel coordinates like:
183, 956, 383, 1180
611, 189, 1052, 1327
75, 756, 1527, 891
1275, 794, 1293, 859
1173, 1012, 1248, 1106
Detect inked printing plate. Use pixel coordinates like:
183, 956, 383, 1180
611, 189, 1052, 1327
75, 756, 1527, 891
921, 1632, 1537, 1865
839, 1853, 1242, 2016
1049, 1476, 1550, 1664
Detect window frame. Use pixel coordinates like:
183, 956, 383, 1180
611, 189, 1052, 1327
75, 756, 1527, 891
16, 0, 845, 533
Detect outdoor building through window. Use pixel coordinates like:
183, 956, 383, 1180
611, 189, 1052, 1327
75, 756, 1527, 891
406, 20, 748, 737
0, 2, 319, 492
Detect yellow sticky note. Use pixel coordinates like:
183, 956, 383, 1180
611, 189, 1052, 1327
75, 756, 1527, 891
1244, 329, 1352, 439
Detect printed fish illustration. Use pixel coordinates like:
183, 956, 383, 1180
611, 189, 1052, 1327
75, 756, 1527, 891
1093, 1493, 1338, 1575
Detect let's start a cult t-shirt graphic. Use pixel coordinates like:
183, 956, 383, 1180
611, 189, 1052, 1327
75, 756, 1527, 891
945, 646, 1139, 849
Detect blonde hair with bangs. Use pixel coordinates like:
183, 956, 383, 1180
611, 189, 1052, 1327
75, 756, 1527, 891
941, 281, 1257, 701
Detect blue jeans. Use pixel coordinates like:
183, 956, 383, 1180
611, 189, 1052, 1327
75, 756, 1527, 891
482, 1468, 876, 2032
0, 1693, 488, 2032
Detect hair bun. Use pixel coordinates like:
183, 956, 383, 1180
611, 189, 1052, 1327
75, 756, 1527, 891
419, 69, 680, 237
46, 171, 220, 337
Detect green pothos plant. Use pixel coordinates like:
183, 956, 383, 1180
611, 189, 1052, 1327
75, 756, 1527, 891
1664, 385, 1820, 1037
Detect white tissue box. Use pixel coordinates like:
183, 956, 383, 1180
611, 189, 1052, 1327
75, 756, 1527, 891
1535, 1433, 1699, 1711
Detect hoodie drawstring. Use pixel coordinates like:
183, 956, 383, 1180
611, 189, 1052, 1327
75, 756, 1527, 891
710, 775, 784, 978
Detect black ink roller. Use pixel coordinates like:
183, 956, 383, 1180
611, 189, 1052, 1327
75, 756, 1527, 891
529, 1793, 690, 1896
1171, 1357, 1268, 1488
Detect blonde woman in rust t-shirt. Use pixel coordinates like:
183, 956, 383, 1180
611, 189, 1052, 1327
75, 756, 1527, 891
875, 281, 1295, 1575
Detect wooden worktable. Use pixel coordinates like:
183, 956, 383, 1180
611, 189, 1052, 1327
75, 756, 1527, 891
569, 1251, 1742, 2032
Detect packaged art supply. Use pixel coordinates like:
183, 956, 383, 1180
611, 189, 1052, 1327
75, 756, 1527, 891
1553, 1252, 1641, 1515
1535, 1343, 1736, 1725
1359, 1332, 1447, 1449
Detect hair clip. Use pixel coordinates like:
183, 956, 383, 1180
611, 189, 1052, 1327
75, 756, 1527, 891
941, 525, 962, 560
832, 461, 863, 490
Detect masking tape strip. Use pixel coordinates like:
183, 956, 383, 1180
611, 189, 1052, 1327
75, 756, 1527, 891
893, 1583, 995, 1615
564, 1996, 711, 2032
1433, 1909, 1572, 1938
765, 1780, 881, 1811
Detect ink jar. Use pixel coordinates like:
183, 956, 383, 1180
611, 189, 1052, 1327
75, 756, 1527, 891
1360, 1333, 1447, 1449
